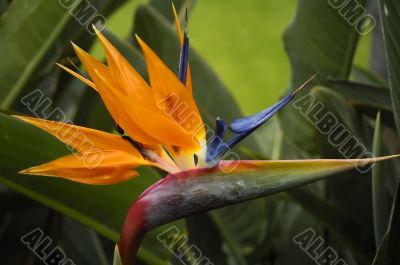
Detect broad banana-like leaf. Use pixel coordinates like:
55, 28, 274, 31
329, 80, 392, 112
288, 188, 369, 262
380, 0, 400, 138
0, 0, 71, 109
280, 0, 367, 156
329, 80, 394, 127
372, 181, 400, 265
372, 112, 390, 248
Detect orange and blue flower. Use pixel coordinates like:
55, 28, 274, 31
15, 4, 306, 184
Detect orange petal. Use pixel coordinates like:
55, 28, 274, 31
56, 63, 97, 91
172, 3, 192, 91
13, 115, 139, 155
19, 151, 148, 185
136, 36, 205, 144
72, 45, 160, 146
172, 2, 184, 44
71, 42, 109, 85
94, 68, 200, 150
93, 27, 156, 107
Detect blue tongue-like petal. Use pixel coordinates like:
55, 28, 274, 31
230, 94, 294, 133
206, 118, 227, 161
206, 93, 295, 162
206, 75, 316, 163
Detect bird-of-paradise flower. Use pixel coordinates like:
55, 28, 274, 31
14, 4, 307, 184
14, 3, 400, 265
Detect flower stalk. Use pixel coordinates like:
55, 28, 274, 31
117, 156, 398, 264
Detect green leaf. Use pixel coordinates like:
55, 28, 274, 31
0, 113, 171, 264
211, 199, 268, 264
61, 217, 109, 265
279, 0, 366, 157
0, 206, 50, 264
214, 205, 267, 265
288, 188, 370, 263
185, 213, 227, 264
186, 188, 268, 265
329, 80, 392, 112
380, 0, 400, 139
0, 0, 127, 111
308, 86, 378, 262
0, 0, 9, 16
328, 80, 395, 127
0, 0, 71, 109
209, 211, 248, 265
0, 189, 39, 212
311, 87, 371, 214
372, 182, 400, 265
351, 66, 388, 86
372, 112, 390, 248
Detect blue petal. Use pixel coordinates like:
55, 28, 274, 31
206, 75, 316, 163
178, 36, 189, 84
230, 94, 294, 133
206, 118, 227, 162
178, 6, 190, 85
206, 93, 296, 163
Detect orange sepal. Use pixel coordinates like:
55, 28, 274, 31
136, 35, 205, 144
13, 115, 138, 155
94, 68, 200, 150
93, 27, 156, 107
19, 151, 151, 185
56, 63, 97, 91
72, 44, 160, 146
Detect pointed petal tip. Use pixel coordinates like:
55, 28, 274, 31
135, 33, 143, 43
92, 24, 104, 36
135, 34, 149, 52
56, 62, 97, 90
18, 167, 42, 176
12, 115, 29, 122
375, 154, 400, 162
92, 24, 99, 32
55, 62, 69, 70
92, 26, 108, 45
18, 169, 28, 174
71, 42, 83, 54
334, 154, 400, 166
70, 42, 86, 53
292, 74, 318, 96
13, 115, 37, 127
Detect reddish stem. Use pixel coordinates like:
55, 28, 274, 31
118, 200, 147, 265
